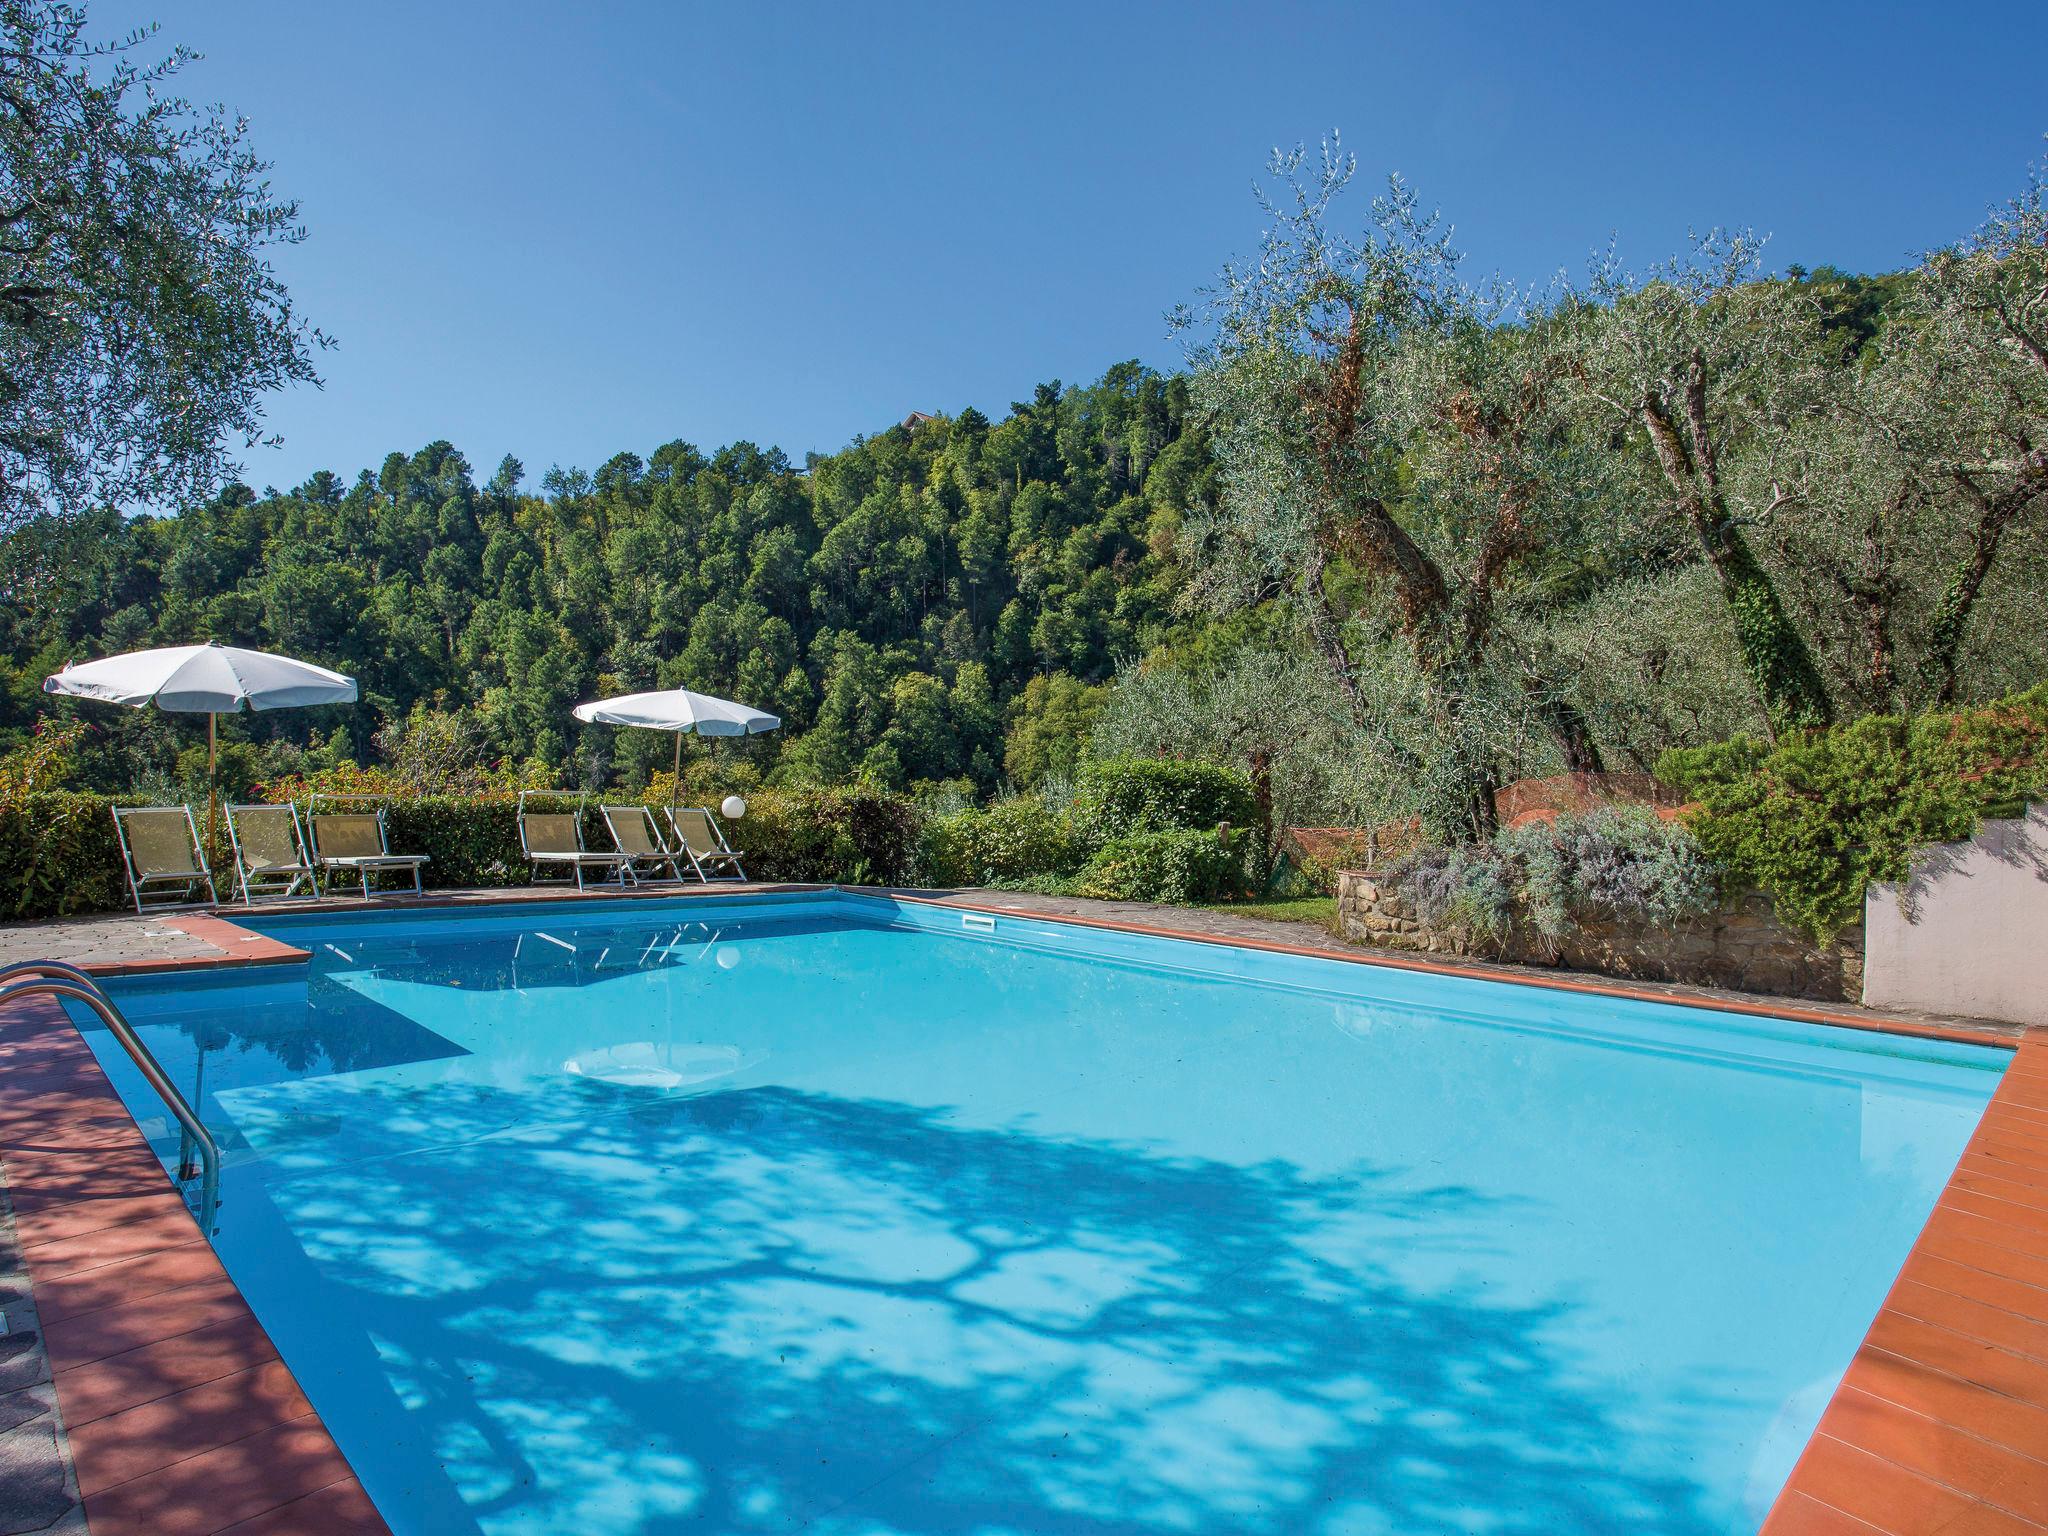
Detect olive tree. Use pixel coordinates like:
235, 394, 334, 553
1703, 152, 2048, 715
1568, 233, 1836, 731
0, 3, 326, 527
1868, 152, 2048, 704
1089, 646, 1402, 863
1173, 138, 1624, 839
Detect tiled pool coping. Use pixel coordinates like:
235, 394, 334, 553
0, 885, 2040, 1534
0, 991, 386, 1535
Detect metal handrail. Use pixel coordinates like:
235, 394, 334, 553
0, 961, 220, 1235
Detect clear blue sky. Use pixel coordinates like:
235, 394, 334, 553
165, 0, 2045, 494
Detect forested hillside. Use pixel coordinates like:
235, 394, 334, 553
2, 364, 1208, 797
4, 145, 2044, 844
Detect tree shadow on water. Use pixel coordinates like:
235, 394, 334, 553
270, 1085, 1726, 1536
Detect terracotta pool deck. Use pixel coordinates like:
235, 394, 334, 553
0, 883, 2041, 1534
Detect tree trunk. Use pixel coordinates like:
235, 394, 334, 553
1639, 387, 1833, 730
1299, 548, 1371, 731
1532, 687, 1605, 773
1247, 747, 1276, 878
1922, 468, 2046, 704
1468, 764, 1500, 839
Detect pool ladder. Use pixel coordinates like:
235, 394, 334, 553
0, 959, 221, 1236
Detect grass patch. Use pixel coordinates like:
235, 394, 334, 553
1197, 897, 1337, 926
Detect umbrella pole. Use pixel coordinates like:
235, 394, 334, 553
206, 713, 218, 854
671, 731, 681, 808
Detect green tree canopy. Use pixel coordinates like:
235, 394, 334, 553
0, 3, 325, 528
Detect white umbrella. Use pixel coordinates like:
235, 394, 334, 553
45, 642, 359, 840
572, 687, 779, 804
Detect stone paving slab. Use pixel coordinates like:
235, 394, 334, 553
0, 1168, 87, 1536
0, 914, 224, 974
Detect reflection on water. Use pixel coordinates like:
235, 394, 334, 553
73, 906, 2001, 1536
563, 1041, 754, 1090
245, 1086, 1720, 1536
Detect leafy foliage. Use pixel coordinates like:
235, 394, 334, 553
1657, 684, 2048, 942
921, 796, 1080, 888
1002, 672, 1107, 789
1391, 807, 1719, 943
0, 715, 83, 795
1074, 757, 1258, 843
0, 790, 125, 917
0, 3, 327, 529
1176, 137, 1624, 837
6, 366, 1206, 797
733, 789, 922, 887
377, 796, 583, 889
920, 760, 1259, 895
1072, 828, 1251, 904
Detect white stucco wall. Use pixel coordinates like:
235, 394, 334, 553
1863, 803, 2048, 1026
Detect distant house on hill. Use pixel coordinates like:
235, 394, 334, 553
900, 411, 939, 432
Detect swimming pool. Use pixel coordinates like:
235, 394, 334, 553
71, 891, 2003, 1535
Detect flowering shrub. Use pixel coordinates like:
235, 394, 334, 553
1391, 806, 1720, 944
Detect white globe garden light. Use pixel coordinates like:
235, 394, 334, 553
721, 795, 747, 820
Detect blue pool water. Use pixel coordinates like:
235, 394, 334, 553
72, 893, 2001, 1536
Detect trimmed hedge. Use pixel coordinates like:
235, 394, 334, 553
376, 795, 586, 888
0, 792, 130, 919
734, 789, 921, 886
0, 770, 1269, 919
1072, 828, 1252, 904
370, 790, 923, 890
921, 797, 1081, 888
0, 788, 923, 919
1076, 757, 1260, 844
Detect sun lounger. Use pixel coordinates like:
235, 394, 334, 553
224, 802, 318, 904
600, 804, 687, 883
110, 805, 218, 913
309, 809, 429, 898
519, 797, 634, 890
666, 806, 747, 882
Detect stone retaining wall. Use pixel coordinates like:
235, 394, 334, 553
1337, 870, 1864, 1002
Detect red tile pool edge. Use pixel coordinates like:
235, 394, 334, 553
4, 890, 2039, 1533
0, 991, 388, 1536
1754, 1032, 2048, 1534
